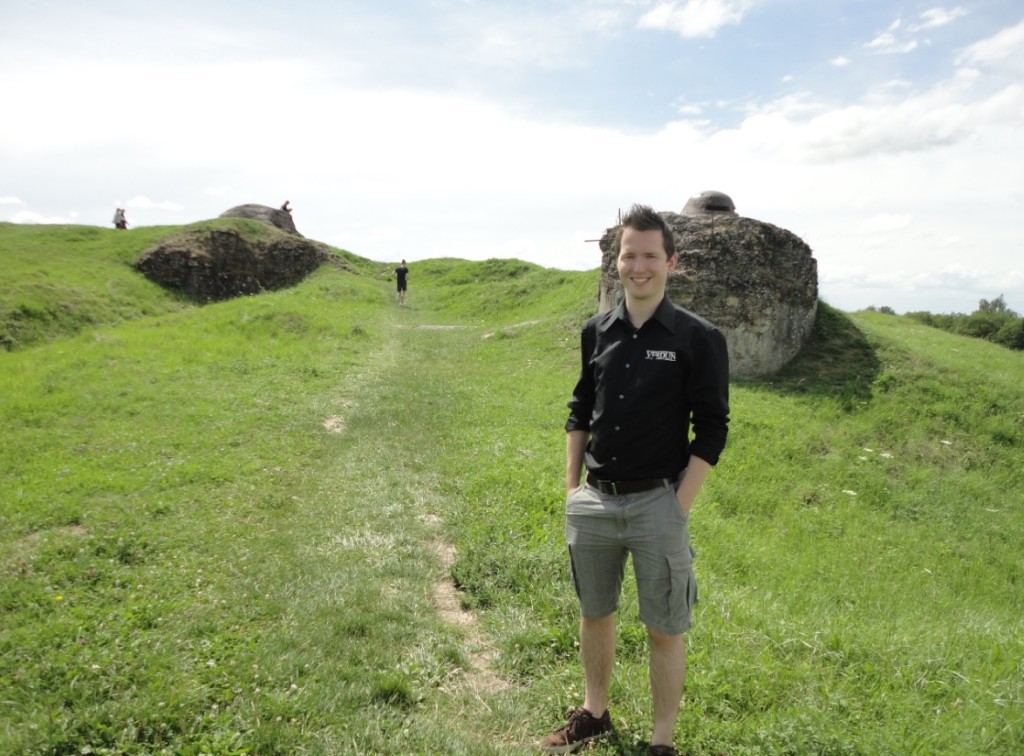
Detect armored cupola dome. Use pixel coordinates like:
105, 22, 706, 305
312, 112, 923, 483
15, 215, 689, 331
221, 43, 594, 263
681, 190, 736, 216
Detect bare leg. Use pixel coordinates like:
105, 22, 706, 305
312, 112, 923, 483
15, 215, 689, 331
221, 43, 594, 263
649, 628, 686, 746
581, 614, 616, 717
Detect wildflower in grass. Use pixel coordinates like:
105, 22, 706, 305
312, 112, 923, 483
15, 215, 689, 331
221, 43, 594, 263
54, 594, 63, 601
941, 440, 952, 445
880, 452, 893, 459
841, 490, 857, 496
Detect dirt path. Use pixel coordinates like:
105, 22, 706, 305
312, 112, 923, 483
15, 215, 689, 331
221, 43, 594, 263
317, 306, 510, 717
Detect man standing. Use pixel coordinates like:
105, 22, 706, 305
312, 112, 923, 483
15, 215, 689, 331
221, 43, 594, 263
393, 259, 410, 306
540, 205, 730, 755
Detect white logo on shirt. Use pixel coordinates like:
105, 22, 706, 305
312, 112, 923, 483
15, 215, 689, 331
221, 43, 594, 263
646, 350, 676, 362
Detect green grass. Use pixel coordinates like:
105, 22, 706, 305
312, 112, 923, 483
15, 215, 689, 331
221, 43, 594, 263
0, 223, 194, 351
1, 224, 1022, 754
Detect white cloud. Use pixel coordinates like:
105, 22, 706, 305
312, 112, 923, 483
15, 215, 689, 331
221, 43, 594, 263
913, 7, 967, 31
865, 7, 969, 57
901, 266, 1023, 296
830, 56, 851, 67
125, 196, 184, 211
865, 32, 919, 54
0, 196, 24, 204
581, 7, 629, 36
472, 19, 590, 69
204, 186, 229, 196
429, 2, 630, 71
820, 266, 1024, 313
675, 101, 705, 116
957, 18, 1024, 71
0, 56, 322, 157
739, 70, 1024, 162
637, 0, 753, 39
8, 210, 74, 224
861, 214, 912, 233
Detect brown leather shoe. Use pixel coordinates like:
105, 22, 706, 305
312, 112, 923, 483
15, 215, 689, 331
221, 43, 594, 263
538, 707, 613, 753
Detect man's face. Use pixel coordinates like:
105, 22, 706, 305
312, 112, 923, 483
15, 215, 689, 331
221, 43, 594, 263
617, 227, 676, 303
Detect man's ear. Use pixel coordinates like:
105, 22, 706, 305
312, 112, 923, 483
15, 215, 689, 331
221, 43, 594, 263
667, 252, 679, 272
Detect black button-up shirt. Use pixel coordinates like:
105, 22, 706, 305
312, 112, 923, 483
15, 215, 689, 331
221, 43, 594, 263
565, 296, 730, 480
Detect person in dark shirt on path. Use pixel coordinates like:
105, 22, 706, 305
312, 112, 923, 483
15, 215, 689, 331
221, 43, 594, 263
393, 259, 410, 306
539, 204, 730, 756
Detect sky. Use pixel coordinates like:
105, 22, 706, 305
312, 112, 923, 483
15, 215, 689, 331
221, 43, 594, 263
2, 0, 1023, 315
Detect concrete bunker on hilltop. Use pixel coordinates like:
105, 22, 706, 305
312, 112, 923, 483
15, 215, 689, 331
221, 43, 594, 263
597, 192, 819, 379
219, 203, 301, 236
135, 211, 335, 302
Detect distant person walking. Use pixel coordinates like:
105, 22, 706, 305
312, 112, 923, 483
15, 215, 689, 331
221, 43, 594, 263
112, 208, 127, 230
393, 260, 410, 306
281, 200, 292, 213
539, 204, 730, 755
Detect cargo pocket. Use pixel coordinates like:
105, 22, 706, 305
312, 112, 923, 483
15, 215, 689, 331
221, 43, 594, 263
667, 549, 697, 631
568, 546, 582, 600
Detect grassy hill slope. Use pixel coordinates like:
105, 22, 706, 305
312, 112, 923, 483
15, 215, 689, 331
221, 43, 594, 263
0, 220, 380, 351
1, 223, 1021, 754
0, 222, 192, 351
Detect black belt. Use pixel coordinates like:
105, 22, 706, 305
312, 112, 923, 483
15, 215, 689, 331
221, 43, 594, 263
586, 472, 680, 496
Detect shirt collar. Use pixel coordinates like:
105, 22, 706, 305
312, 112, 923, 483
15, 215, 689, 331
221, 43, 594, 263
599, 296, 675, 334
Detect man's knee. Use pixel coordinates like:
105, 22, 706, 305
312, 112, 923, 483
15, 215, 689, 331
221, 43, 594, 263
582, 612, 615, 628
647, 626, 684, 649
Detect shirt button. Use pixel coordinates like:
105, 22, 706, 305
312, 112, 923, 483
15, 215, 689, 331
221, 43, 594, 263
632, 334, 638, 339
612, 456, 618, 461
625, 363, 630, 368
614, 426, 620, 431
618, 394, 624, 399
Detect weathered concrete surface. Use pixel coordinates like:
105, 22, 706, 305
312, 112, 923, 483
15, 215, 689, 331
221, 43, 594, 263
219, 204, 301, 236
597, 195, 818, 379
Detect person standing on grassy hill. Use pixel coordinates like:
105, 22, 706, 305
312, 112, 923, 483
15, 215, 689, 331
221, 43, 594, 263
112, 208, 127, 230
540, 204, 730, 755
393, 259, 410, 306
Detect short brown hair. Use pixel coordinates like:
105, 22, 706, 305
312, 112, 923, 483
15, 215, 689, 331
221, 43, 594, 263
616, 204, 675, 259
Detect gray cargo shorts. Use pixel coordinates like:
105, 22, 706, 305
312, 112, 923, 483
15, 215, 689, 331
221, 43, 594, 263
566, 480, 697, 636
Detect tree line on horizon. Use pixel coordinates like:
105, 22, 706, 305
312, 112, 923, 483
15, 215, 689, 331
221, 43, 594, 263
868, 295, 1024, 351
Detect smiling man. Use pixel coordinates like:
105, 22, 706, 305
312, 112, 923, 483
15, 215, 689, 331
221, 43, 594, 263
540, 204, 730, 755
